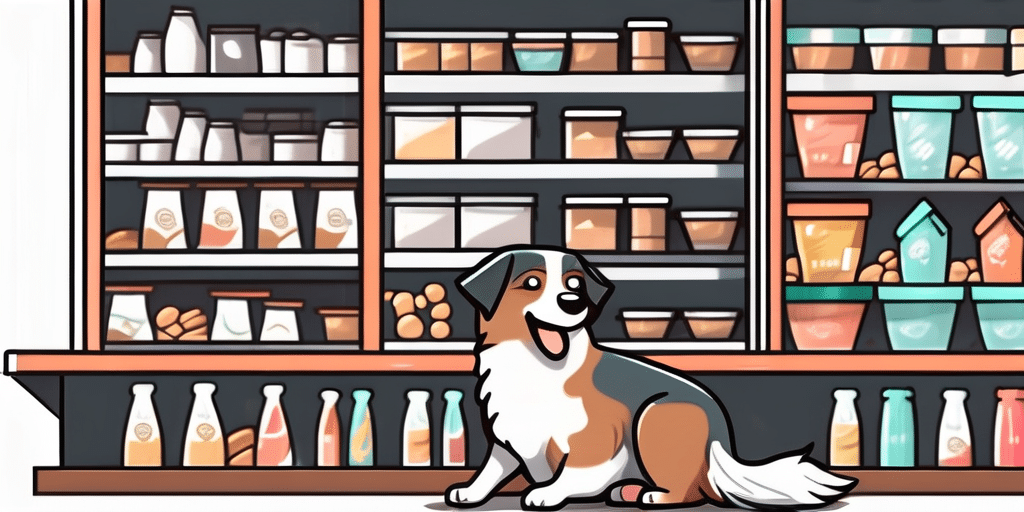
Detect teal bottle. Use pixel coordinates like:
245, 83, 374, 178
880, 388, 916, 467
348, 389, 374, 466
443, 390, 466, 466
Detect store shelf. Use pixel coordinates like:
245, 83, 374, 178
385, 74, 745, 94
105, 253, 359, 268
104, 344, 361, 352
601, 341, 748, 352
105, 164, 360, 180
385, 251, 745, 270
786, 73, 1024, 93
384, 341, 475, 352
104, 75, 360, 94
30, 468, 1024, 495
385, 163, 744, 180
786, 180, 1024, 193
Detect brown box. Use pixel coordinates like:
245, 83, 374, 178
106, 53, 131, 73
570, 32, 619, 72
318, 308, 359, 341
564, 109, 624, 160
441, 43, 470, 71
471, 42, 504, 71
631, 30, 666, 58
397, 41, 440, 71
631, 206, 668, 237
565, 200, 620, 250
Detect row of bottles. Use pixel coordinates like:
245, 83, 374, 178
124, 384, 466, 467
829, 388, 1024, 467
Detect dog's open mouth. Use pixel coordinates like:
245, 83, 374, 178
525, 312, 571, 361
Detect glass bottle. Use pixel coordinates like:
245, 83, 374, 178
403, 390, 432, 467
183, 382, 225, 466
163, 7, 206, 73
349, 389, 374, 466
256, 384, 292, 466
318, 389, 342, 467
995, 388, 1024, 467
124, 383, 162, 466
443, 390, 466, 467
938, 389, 973, 467
880, 388, 915, 467
829, 389, 861, 467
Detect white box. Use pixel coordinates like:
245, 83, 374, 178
460, 105, 535, 160
390, 196, 457, 248
461, 196, 535, 248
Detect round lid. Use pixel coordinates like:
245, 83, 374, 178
937, 28, 1007, 45
787, 201, 871, 218
683, 311, 738, 319
786, 285, 873, 302
878, 285, 964, 302
132, 383, 155, 394
407, 389, 431, 401
833, 389, 858, 399
943, 389, 968, 400
444, 389, 464, 402
678, 35, 739, 44
621, 310, 674, 319
973, 96, 1024, 112
622, 129, 675, 138
321, 389, 341, 402
193, 382, 217, 394
571, 32, 619, 40
863, 27, 934, 44
882, 388, 914, 399
626, 20, 670, 29
891, 95, 963, 112
787, 95, 875, 112
971, 286, 1024, 302
997, 388, 1024, 400
678, 210, 740, 219
514, 32, 567, 40
681, 128, 741, 138
787, 27, 860, 45
263, 384, 284, 396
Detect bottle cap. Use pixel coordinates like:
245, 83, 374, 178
321, 389, 341, 402
997, 388, 1024, 400
444, 390, 464, 402
263, 384, 285, 396
132, 383, 156, 394
882, 388, 913, 399
193, 382, 216, 394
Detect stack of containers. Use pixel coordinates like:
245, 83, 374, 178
863, 28, 933, 71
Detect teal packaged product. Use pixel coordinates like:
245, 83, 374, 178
443, 390, 467, 466
891, 95, 963, 180
880, 388, 916, 467
878, 286, 964, 350
973, 96, 1024, 180
348, 389, 374, 466
971, 286, 1024, 350
896, 199, 950, 283
512, 32, 567, 72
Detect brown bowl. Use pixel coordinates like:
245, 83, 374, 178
683, 311, 739, 340
677, 35, 740, 72
622, 130, 675, 160
318, 308, 359, 341
682, 129, 741, 161
621, 310, 674, 339
677, 210, 740, 251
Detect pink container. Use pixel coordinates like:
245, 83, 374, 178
788, 96, 876, 179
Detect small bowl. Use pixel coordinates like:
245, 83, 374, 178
318, 308, 360, 342
682, 128, 741, 161
621, 310, 674, 339
622, 129, 675, 160
677, 210, 740, 251
683, 311, 739, 340
512, 32, 568, 72
677, 35, 740, 72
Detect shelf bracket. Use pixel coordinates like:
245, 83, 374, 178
13, 375, 61, 419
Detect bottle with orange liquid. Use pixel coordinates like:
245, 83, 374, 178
183, 382, 225, 466
124, 383, 162, 466
828, 389, 861, 467
403, 390, 432, 467
349, 389, 374, 466
256, 384, 293, 466
938, 389, 972, 467
318, 389, 342, 467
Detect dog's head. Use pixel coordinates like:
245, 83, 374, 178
456, 246, 613, 361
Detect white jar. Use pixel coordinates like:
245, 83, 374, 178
327, 36, 359, 73
211, 297, 253, 341
261, 30, 287, 73
203, 121, 240, 161
273, 134, 319, 161
460, 105, 535, 160
260, 302, 303, 341
144, 99, 182, 138
284, 31, 325, 73
175, 110, 207, 161
133, 32, 163, 73
163, 7, 206, 73
321, 121, 359, 162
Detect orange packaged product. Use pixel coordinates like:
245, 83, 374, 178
788, 202, 871, 283
974, 199, 1024, 283
788, 96, 875, 179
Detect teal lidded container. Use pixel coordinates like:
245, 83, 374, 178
878, 286, 963, 350
973, 96, 1024, 180
972, 286, 1024, 350
891, 95, 963, 180
880, 388, 916, 467
896, 199, 950, 283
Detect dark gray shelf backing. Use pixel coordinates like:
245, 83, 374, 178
63, 374, 1018, 468
785, 0, 1022, 26
103, 0, 361, 54
104, 268, 360, 283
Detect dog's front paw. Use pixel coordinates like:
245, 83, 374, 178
522, 486, 567, 510
446, 484, 489, 508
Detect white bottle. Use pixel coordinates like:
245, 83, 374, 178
164, 7, 206, 73
256, 384, 293, 466
829, 389, 861, 467
938, 389, 973, 467
124, 383, 162, 466
318, 389, 342, 467
174, 110, 207, 161
403, 390, 431, 467
183, 382, 225, 466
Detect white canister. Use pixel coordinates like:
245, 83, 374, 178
321, 121, 359, 162
461, 196, 535, 248
388, 105, 457, 160
260, 301, 303, 341
139, 140, 174, 161
163, 6, 206, 73
327, 36, 359, 73
258, 189, 302, 249
209, 26, 259, 73
105, 134, 146, 162
203, 121, 240, 161
315, 188, 358, 249
285, 31, 325, 73
174, 110, 207, 161
388, 196, 457, 248
132, 32, 163, 73
144, 99, 182, 138
107, 290, 155, 342
460, 105, 535, 160
198, 189, 244, 249
273, 134, 320, 161
211, 297, 254, 341
261, 30, 287, 73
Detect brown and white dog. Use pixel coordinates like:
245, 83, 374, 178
446, 246, 856, 511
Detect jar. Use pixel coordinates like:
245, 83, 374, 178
563, 108, 624, 159
788, 201, 870, 283
105, 134, 145, 162
891, 95, 962, 179
627, 19, 670, 72
973, 95, 1024, 180
788, 95, 875, 178
622, 130, 675, 160
787, 27, 860, 71
863, 28, 933, 72
106, 285, 155, 342
261, 30, 287, 73
677, 35, 741, 73
880, 388, 915, 467
629, 196, 669, 251
938, 28, 1007, 72
512, 32, 568, 73
938, 389, 972, 467
460, 196, 535, 248
210, 290, 270, 341
198, 188, 244, 249
327, 35, 359, 73
284, 31, 324, 73
564, 196, 622, 250
388, 196, 456, 248
677, 210, 740, 251
318, 308, 359, 341
132, 32, 163, 73
391, 32, 440, 71
995, 388, 1024, 466
203, 121, 240, 162
144, 99, 181, 139
259, 301, 303, 342
257, 188, 302, 249
321, 121, 359, 162
163, 7, 206, 73
209, 26, 259, 74
174, 110, 207, 161
681, 128, 742, 161
273, 134, 320, 162
829, 389, 861, 467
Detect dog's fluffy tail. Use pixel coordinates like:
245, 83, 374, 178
707, 441, 857, 511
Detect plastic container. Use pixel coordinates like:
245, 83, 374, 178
442, 390, 466, 467
257, 384, 292, 466
106, 286, 155, 342
393, 34, 440, 71
629, 197, 669, 251
973, 96, 1024, 180
786, 285, 872, 351
677, 210, 740, 251
318, 308, 359, 342
259, 301, 302, 342
896, 199, 950, 283
971, 287, 1024, 350
878, 286, 964, 350
863, 28, 933, 71
938, 389, 973, 467
829, 389, 861, 467
512, 32, 567, 72
284, 31, 324, 73
460, 105, 535, 160
563, 109, 624, 160
564, 197, 621, 250
203, 121, 240, 162
938, 28, 1007, 72
321, 120, 359, 162
995, 389, 1024, 466
622, 130, 675, 160
105, 133, 145, 162
175, 110, 207, 161
628, 20, 669, 72
124, 383, 162, 467
389, 196, 456, 248
260, 30, 286, 73
315, 187, 358, 249
788, 202, 871, 283
787, 27, 859, 71
620, 310, 674, 339
183, 382, 225, 466
132, 32, 162, 73
892, 95, 962, 180
164, 7, 206, 73
460, 196, 534, 248
683, 311, 739, 339
677, 35, 740, 72
1013, 29, 1024, 72
388, 105, 457, 160
788, 96, 875, 178
974, 199, 1024, 283
144, 99, 181, 139
403, 390, 431, 467
681, 129, 742, 161
317, 389, 342, 467
569, 32, 619, 72
273, 134, 319, 162
139, 140, 174, 162
258, 189, 301, 249
880, 388, 916, 467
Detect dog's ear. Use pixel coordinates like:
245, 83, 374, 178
578, 257, 614, 310
457, 251, 516, 321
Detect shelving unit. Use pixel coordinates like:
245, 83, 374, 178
106, 253, 360, 268
384, 162, 744, 180
105, 75, 361, 94
105, 164, 360, 179
384, 74, 745, 94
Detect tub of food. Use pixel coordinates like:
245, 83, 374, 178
787, 27, 860, 71
677, 35, 740, 72
629, 197, 669, 251
878, 285, 964, 351
788, 96, 875, 178
460, 105, 535, 160
512, 32, 567, 72
682, 129, 741, 161
972, 286, 1024, 350
863, 27, 933, 71
388, 196, 456, 248
786, 285, 873, 350
387, 105, 457, 160
973, 96, 1024, 180
677, 210, 740, 251
563, 109, 624, 159
622, 129, 675, 160
788, 201, 871, 283
318, 308, 359, 342
896, 199, 950, 283
938, 28, 1007, 72
387, 32, 440, 71
460, 196, 535, 248
892, 95, 962, 180
569, 32, 619, 72
683, 311, 739, 340
564, 197, 621, 250
621, 310, 674, 339
628, 19, 670, 72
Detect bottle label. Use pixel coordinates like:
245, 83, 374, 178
197, 423, 217, 441
948, 437, 967, 454
135, 423, 153, 442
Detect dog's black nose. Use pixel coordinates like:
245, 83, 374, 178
557, 293, 587, 315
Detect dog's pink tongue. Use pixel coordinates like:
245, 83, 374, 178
537, 328, 565, 357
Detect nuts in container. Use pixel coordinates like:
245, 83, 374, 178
388, 283, 452, 340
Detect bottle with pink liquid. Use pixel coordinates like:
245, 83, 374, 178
995, 388, 1024, 467
256, 384, 293, 466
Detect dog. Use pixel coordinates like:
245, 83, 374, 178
445, 245, 856, 511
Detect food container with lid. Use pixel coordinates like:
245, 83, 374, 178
1013, 28, 1024, 72
208, 26, 259, 73
786, 285, 872, 350
975, 199, 1024, 283
564, 197, 621, 250
682, 128, 742, 161
106, 286, 155, 342
620, 310, 674, 339
143, 99, 182, 139
629, 197, 669, 251
683, 311, 739, 340
327, 36, 359, 73
460, 196, 535, 248
388, 105, 457, 160
105, 133, 146, 162
972, 287, 1024, 350
789, 96, 875, 178
175, 110, 207, 161
460, 105, 535, 160
132, 32, 162, 73
892, 95, 962, 180
628, 19, 669, 72
896, 199, 950, 283
284, 31, 325, 73
569, 32, 619, 72
563, 109, 624, 159
974, 96, 1024, 180
677, 35, 741, 72
878, 286, 963, 350
319, 308, 359, 342
203, 121, 240, 161
512, 32, 568, 72
938, 28, 1007, 72
863, 28, 933, 71
622, 129, 675, 160
678, 210, 740, 251
389, 196, 456, 249
787, 27, 860, 71
273, 134, 320, 162
321, 120, 359, 162
139, 139, 174, 161
259, 301, 303, 342
210, 290, 270, 342
260, 30, 286, 73
788, 201, 871, 283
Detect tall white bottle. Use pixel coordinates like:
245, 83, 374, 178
938, 389, 973, 467
183, 382, 225, 466
403, 390, 431, 467
829, 389, 861, 467
164, 7, 206, 73
124, 383, 162, 466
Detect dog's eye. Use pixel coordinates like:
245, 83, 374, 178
566, 276, 583, 291
523, 276, 542, 290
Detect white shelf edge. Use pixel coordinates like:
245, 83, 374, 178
384, 341, 476, 352
385, 163, 744, 180
105, 75, 360, 94
787, 73, 1024, 92
600, 341, 748, 352
105, 164, 359, 179
385, 74, 746, 94
105, 253, 359, 268
7, 353, 16, 372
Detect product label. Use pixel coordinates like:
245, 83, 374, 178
328, 208, 347, 228
270, 209, 289, 229
908, 238, 931, 265
988, 233, 1010, 266
214, 207, 234, 228
948, 437, 968, 454
135, 423, 153, 442
197, 423, 217, 441
156, 208, 177, 230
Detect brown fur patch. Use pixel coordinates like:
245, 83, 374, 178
636, 402, 723, 505
563, 346, 631, 468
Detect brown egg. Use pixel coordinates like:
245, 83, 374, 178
155, 306, 180, 328
383, 290, 395, 302
859, 160, 879, 177
966, 258, 978, 271
968, 271, 982, 283
883, 270, 901, 283
431, 303, 452, 320
396, 314, 425, 339
878, 249, 897, 265
786, 256, 801, 278
878, 166, 901, 179
861, 167, 881, 179
958, 168, 982, 180
424, 283, 447, 303
393, 292, 415, 317
969, 155, 984, 174
949, 261, 969, 283
430, 321, 451, 339
858, 264, 884, 282
879, 151, 897, 169
415, 294, 428, 310
948, 153, 968, 178
786, 274, 799, 282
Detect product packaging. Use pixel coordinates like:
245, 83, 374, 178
349, 389, 375, 466
829, 389, 861, 466
318, 389, 342, 466
124, 383, 162, 466
938, 389, 973, 467
257, 384, 293, 466
183, 382, 225, 466
442, 390, 466, 467
403, 390, 431, 467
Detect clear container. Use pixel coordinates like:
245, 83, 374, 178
938, 389, 973, 467
259, 301, 302, 342
174, 110, 207, 161
829, 389, 861, 467
460, 105, 535, 160
144, 99, 181, 139
209, 26, 259, 74
403, 390, 431, 467
198, 189, 244, 249
388, 105, 457, 160
258, 189, 301, 249
442, 390, 466, 467
318, 389, 342, 466
563, 109, 624, 159
107, 287, 155, 342
973, 96, 1024, 180
183, 382, 225, 466
569, 32, 619, 72
892, 95, 962, 180
132, 32, 162, 73
995, 388, 1024, 466
787, 27, 860, 71
878, 286, 964, 350
124, 383, 162, 466
203, 121, 240, 162
896, 199, 950, 283
256, 384, 292, 466
389, 196, 457, 248
327, 36, 359, 73
974, 199, 1024, 283
787, 202, 871, 283
677, 35, 741, 73
788, 96, 875, 178
938, 28, 1007, 72
164, 7, 206, 73
315, 187, 358, 249
142, 188, 187, 249
971, 287, 1024, 350
628, 19, 669, 72
284, 31, 325, 73
512, 32, 568, 73
880, 388, 915, 467
564, 197, 621, 250
460, 196, 535, 248
321, 120, 359, 162
863, 28, 933, 71
786, 285, 872, 351
349, 389, 375, 466
260, 30, 286, 73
